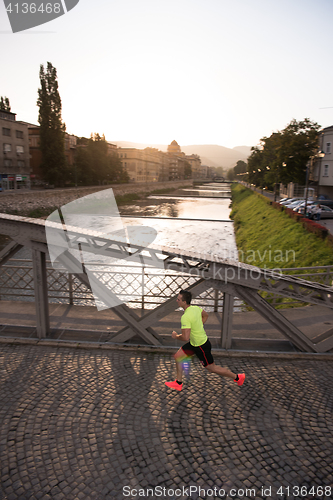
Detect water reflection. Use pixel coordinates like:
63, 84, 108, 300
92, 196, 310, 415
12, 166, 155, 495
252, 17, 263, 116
119, 197, 231, 220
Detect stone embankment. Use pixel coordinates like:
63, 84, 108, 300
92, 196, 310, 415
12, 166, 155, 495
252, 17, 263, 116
0, 180, 193, 216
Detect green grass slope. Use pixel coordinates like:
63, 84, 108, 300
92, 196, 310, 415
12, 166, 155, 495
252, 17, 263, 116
230, 184, 333, 269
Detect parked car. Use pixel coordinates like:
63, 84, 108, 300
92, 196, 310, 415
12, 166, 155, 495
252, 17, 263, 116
318, 200, 333, 210
296, 202, 316, 214
285, 199, 305, 209
279, 197, 292, 204
297, 204, 333, 219
279, 197, 302, 205
314, 205, 333, 219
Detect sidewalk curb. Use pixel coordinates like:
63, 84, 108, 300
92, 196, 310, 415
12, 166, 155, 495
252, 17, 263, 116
1, 336, 333, 360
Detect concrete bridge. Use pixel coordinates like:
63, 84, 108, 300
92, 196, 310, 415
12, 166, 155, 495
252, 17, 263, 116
1, 213, 333, 353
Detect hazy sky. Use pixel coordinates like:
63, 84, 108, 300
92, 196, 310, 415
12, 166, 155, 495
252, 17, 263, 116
1, 0, 333, 149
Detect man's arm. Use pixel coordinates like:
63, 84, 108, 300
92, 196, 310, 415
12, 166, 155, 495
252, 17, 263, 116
172, 328, 191, 341
202, 310, 209, 324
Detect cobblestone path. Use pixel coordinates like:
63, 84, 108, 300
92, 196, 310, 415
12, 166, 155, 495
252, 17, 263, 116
0, 344, 332, 500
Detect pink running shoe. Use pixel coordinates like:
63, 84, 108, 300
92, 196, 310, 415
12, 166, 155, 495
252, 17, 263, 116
235, 373, 245, 386
165, 380, 183, 391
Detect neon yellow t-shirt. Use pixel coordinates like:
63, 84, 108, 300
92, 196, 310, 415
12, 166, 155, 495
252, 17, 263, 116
181, 305, 207, 347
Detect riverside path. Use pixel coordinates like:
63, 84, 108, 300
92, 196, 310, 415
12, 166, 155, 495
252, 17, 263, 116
0, 343, 332, 500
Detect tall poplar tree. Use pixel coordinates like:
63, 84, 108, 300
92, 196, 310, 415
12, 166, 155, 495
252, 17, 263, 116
0, 96, 11, 111
37, 62, 67, 186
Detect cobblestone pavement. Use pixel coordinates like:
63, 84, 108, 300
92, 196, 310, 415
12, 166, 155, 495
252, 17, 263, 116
0, 345, 332, 500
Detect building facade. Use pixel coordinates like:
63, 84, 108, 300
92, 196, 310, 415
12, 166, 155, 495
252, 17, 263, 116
118, 140, 204, 183
185, 154, 201, 178
118, 147, 170, 182
0, 109, 31, 190
311, 125, 333, 199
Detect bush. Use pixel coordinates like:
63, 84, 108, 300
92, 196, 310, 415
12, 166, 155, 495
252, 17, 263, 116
301, 219, 328, 239
271, 201, 285, 212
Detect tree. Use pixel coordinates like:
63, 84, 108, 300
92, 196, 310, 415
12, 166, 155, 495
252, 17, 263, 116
37, 62, 67, 186
234, 160, 247, 175
227, 160, 247, 181
247, 118, 321, 188
75, 134, 129, 186
0, 96, 11, 111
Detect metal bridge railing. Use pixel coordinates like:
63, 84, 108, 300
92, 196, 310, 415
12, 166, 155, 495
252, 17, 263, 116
0, 258, 229, 311
1, 259, 333, 312
258, 265, 333, 308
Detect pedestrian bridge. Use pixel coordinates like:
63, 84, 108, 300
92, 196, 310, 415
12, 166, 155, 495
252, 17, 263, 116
1, 213, 333, 353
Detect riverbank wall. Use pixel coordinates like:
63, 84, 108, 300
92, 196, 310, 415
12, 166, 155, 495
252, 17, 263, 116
0, 180, 193, 216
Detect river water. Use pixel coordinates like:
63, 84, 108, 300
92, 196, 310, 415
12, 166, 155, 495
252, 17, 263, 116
2, 183, 239, 309
118, 183, 238, 260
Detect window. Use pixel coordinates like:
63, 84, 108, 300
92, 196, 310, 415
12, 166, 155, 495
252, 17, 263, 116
4, 159, 12, 167
327, 142, 331, 154
323, 165, 329, 177
16, 130, 24, 139
3, 143, 11, 152
16, 145, 24, 154
17, 160, 25, 168
2, 127, 10, 136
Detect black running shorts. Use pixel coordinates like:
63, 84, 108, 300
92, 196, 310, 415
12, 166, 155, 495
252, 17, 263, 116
181, 339, 214, 367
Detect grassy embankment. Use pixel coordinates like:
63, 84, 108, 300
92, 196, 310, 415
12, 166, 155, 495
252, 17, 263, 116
230, 183, 333, 269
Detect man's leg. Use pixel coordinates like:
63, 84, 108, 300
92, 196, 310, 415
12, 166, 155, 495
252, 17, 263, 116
205, 362, 236, 379
205, 363, 245, 386
165, 347, 193, 391
172, 348, 184, 382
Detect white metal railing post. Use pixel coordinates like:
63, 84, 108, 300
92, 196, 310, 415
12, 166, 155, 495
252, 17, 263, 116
221, 292, 234, 349
32, 249, 50, 338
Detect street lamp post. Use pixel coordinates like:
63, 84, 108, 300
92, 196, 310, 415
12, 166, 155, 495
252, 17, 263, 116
274, 162, 286, 202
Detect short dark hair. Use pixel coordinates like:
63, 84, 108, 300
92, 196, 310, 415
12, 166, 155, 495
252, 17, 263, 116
179, 290, 192, 304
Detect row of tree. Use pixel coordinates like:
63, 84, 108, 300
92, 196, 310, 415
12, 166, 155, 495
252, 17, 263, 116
75, 134, 129, 185
37, 62, 128, 187
246, 119, 321, 189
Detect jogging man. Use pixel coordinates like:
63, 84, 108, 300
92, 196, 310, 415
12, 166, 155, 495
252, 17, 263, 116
165, 290, 245, 391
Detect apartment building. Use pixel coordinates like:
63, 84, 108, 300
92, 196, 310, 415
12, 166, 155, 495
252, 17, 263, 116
118, 147, 170, 182
185, 154, 202, 179
0, 109, 30, 190
118, 140, 203, 182
311, 125, 333, 199
167, 141, 189, 181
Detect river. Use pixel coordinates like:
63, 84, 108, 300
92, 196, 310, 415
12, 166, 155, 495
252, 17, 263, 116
118, 183, 237, 260
1, 182, 239, 309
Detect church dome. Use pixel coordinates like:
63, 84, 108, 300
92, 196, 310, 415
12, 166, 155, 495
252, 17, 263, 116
167, 140, 181, 154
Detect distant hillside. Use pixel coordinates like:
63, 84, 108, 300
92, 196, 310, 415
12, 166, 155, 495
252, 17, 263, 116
112, 141, 251, 168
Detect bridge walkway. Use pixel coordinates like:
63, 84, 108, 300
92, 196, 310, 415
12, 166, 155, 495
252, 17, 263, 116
1, 299, 333, 355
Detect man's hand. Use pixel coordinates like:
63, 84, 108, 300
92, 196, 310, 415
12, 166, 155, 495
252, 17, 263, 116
202, 310, 209, 324
172, 330, 178, 339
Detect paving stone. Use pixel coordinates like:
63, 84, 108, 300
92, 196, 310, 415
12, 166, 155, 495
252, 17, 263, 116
0, 345, 332, 499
